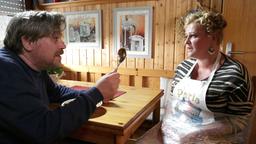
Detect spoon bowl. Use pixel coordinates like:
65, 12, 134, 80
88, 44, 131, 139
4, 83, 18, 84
115, 48, 127, 71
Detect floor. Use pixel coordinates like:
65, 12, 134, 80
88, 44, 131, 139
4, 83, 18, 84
126, 120, 156, 144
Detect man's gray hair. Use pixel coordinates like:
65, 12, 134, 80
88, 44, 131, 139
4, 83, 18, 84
4, 11, 66, 54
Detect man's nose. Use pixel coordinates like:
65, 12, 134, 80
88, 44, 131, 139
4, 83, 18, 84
60, 40, 66, 49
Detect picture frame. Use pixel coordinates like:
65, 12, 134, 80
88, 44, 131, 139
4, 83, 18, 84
64, 10, 102, 49
113, 6, 153, 58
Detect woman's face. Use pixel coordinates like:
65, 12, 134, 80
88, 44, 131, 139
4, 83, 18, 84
184, 23, 213, 59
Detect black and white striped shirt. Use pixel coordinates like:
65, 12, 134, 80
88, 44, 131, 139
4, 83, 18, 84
170, 53, 254, 132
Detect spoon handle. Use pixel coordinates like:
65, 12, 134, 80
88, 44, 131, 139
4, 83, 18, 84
114, 62, 121, 71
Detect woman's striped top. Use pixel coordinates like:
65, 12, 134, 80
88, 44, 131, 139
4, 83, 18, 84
170, 53, 254, 132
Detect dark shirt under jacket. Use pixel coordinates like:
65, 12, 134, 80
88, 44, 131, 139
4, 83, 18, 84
0, 48, 103, 144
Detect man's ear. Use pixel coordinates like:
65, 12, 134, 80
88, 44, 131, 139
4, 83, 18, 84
21, 36, 35, 52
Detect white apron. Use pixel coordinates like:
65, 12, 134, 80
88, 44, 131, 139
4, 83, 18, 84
162, 53, 222, 144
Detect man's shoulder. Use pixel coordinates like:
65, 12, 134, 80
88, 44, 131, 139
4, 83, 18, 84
0, 48, 16, 65
0, 48, 21, 70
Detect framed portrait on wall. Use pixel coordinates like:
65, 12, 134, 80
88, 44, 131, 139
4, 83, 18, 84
113, 6, 153, 58
64, 10, 102, 49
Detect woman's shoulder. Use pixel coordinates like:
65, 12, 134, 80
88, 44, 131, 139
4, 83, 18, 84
219, 54, 249, 78
173, 58, 196, 81
214, 54, 251, 90
176, 58, 196, 70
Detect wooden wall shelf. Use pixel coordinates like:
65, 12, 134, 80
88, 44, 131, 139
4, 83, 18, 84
39, 0, 157, 9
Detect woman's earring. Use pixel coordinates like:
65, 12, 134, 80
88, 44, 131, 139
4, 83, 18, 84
208, 47, 215, 55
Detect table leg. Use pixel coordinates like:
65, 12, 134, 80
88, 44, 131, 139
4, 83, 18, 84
152, 100, 161, 124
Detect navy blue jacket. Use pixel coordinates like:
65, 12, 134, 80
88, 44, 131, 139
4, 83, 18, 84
0, 48, 103, 144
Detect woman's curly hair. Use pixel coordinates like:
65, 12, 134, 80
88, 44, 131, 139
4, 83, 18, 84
179, 9, 227, 44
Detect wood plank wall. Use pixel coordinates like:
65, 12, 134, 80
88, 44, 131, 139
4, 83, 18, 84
40, 0, 223, 89
222, 0, 256, 76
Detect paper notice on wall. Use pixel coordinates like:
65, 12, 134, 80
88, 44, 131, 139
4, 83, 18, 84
0, 15, 12, 48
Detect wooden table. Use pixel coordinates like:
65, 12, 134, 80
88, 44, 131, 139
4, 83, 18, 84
58, 80, 164, 144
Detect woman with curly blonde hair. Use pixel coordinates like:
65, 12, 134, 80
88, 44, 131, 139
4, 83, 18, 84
135, 9, 253, 144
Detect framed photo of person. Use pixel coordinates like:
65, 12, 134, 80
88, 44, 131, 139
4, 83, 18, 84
64, 10, 102, 49
113, 6, 153, 58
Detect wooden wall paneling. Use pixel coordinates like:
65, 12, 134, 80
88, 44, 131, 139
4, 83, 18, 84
120, 75, 130, 86
63, 5, 73, 79
56, 6, 64, 13
77, 5, 85, 11
39, 0, 157, 9
110, 3, 118, 69
86, 49, 94, 66
102, 4, 111, 67
79, 48, 87, 81
63, 65, 89, 80
115, 68, 137, 76
135, 76, 143, 88
137, 0, 158, 88
80, 72, 88, 81
134, 2, 146, 69
94, 4, 103, 67
197, 0, 211, 9
66, 48, 73, 65
124, 2, 135, 70
63, 71, 78, 80
153, 0, 165, 70
115, 2, 128, 70
64, 5, 71, 12
88, 73, 95, 82
189, 0, 198, 8
222, 0, 243, 53
137, 69, 173, 78
243, 0, 256, 76
141, 77, 160, 89
76, 72, 81, 81
84, 5, 96, 67
113, 2, 130, 84
173, 0, 192, 68
79, 49, 87, 65
210, 0, 223, 12
124, 2, 137, 84
129, 75, 135, 86
94, 73, 102, 82
164, 0, 176, 71
61, 50, 67, 65
144, 1, 156, 70
223, 0, 256, 76
128, 0, 155, 70
73, 5, 88, 67
70, 4, 78, 11
136, 58, 145, 69
72, 48, 80, 65
147, 77, 160, 89
41, 0, 176, 87
94, 48, 102, 66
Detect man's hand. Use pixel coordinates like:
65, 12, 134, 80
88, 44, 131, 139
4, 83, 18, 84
95, 71, 120, 103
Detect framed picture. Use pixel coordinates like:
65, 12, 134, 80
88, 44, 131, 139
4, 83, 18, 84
64, 10, 102, 49
113, 6, 153, 58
